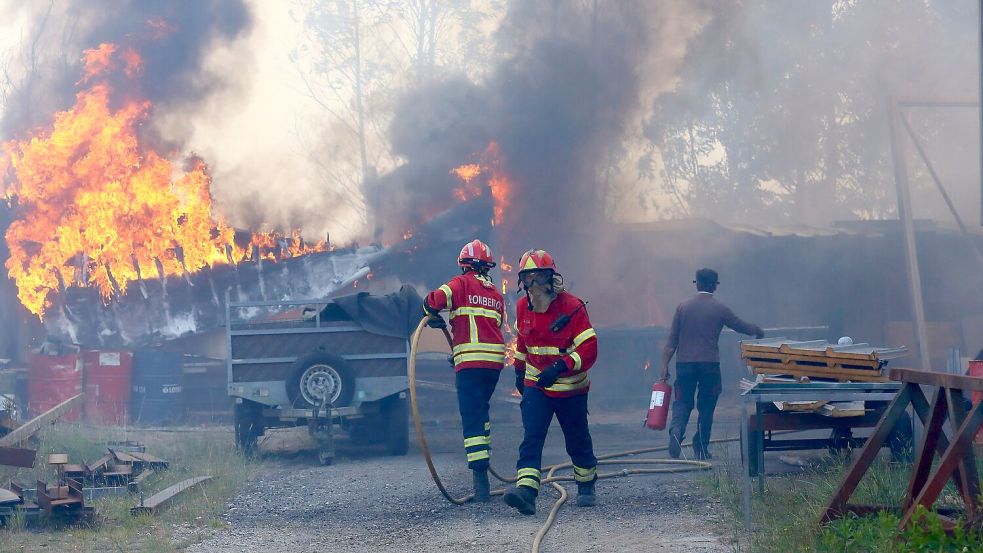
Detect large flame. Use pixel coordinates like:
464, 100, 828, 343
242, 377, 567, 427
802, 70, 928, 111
450, 142, 513, 225
2, 43, 326, 317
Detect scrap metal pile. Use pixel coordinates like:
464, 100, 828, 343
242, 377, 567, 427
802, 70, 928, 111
0, 442, 169, 525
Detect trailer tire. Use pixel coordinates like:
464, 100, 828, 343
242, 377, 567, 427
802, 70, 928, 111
288, 352, 355, 409
384, 394, 409, 456
234, 400, 264, 456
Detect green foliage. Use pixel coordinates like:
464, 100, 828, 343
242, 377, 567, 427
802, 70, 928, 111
699, 451, 981, 553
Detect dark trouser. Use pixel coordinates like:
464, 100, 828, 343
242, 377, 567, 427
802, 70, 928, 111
514, 387, 597, 492
456, 368, 500, 470
669, 362, 722, 454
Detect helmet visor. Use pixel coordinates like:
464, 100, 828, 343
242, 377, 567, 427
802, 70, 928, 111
519, 270, 553, 287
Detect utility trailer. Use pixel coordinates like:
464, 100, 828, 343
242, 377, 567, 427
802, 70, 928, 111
226, 287, 420, 464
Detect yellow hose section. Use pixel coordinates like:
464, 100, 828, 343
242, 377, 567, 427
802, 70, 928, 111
408, 317, 731, 552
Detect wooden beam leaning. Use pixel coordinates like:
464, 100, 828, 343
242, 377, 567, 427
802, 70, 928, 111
0, 394, 84, 447
130, 476, 214, 516
903, 387, 949, 512
899, 400, 983, 528
946, 388, 981, 518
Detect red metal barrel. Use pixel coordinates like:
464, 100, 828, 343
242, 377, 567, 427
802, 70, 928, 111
969, 360, 983, 445
29, 353, 83, 421
83, 350, 133, 425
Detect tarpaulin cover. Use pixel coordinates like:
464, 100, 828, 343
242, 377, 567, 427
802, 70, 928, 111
326, 285, 423, 339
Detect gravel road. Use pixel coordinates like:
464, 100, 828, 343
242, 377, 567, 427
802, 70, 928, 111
188, 411, 740, 553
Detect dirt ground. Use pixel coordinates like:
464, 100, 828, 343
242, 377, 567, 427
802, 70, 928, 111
188, 413, 741, 553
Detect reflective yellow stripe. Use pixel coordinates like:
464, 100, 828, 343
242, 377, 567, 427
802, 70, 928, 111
549, 375, 590, 392
525, 365, 590, 391
556, 371, 589, 386
573, 328, 596, 347
526, 345, 563, 355
573, 465, 597, 482
513, 351, 526, 361
464, 436, 490, 448
453, 342, 506, 354
570, 351, 582, 371
468, 315, 478, 342
450, 306, 502, 323
454, 352, 506, 364
467, 450, 490, 461
517, 478, 539, 489
439, 285, 453, 310
517, 468, 541, 479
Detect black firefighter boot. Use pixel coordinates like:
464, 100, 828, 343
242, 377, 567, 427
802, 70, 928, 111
503, 486, 537, 515
576, 478, 597, 507
472, 469, 490, 503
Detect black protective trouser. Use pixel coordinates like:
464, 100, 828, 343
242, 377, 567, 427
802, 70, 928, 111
514, 387, 597, 492
669, 362, 722, 454
456, 368, 500, 470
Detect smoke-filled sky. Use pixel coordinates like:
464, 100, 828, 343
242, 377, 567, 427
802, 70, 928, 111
0, 0, 980, 246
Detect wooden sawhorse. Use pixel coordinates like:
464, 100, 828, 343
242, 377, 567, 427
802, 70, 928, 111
820, 368, 983, 530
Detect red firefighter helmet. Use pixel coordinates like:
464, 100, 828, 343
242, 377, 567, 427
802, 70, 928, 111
517, 249, 557, 274
458, 239, 495, 268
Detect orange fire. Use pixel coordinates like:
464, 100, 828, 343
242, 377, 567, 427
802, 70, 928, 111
450, 142, 513, 225
2, 42, 327, 317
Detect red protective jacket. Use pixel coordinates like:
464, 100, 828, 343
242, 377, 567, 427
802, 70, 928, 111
514, 291, 598, 397
425, 272, 506, 372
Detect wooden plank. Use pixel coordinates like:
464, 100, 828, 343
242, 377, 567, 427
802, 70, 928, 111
130, 476, 214, 516
904, 387, 947, 512
892, 368, 983, 392
750, 366, 890, 383
945, 388, 980, 516
0, 446, 36, 468
0, 394, 84, 447
744, 353, 883, 371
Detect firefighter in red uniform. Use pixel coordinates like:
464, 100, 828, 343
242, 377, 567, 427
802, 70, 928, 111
423, 239, 506, 502
503, 249, 599, 515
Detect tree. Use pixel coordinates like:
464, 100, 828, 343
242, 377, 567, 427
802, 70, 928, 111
645, 1, 977, 225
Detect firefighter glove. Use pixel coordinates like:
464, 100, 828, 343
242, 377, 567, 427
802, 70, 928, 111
537, 359, 566, 388
426, 314, 447, 329
515, 373, 525, 394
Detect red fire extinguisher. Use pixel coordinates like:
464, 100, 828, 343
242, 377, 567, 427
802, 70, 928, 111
645, 379, 672, 430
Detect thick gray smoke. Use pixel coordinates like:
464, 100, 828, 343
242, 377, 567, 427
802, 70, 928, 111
0, 0, 252, 138
373, 0, 666, 269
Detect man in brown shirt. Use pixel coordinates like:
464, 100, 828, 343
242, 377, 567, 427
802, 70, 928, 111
660, 268, 763, 460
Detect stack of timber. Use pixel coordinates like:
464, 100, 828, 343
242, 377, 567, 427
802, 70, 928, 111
740, 338, 908, 383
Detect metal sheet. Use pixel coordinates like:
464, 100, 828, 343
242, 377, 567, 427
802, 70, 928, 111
0, 488, 20, 504
130, 475, 214, 515
0, 446, 36, 468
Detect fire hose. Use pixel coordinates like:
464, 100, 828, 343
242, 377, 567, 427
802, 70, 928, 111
408, 317, 739, 552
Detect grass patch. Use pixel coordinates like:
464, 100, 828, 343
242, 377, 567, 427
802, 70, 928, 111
700, 450, 982, 553
0, 423, 257, 552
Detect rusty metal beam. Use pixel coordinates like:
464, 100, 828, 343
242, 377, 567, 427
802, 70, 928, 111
0, 394, 84, 447
130, 476, 214, 516
0, 446, 36, 468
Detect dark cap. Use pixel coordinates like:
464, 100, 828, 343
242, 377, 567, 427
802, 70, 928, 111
694, 268, 719, 288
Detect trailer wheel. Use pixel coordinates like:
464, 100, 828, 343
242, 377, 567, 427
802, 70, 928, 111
384, 394, 409, 456
288, 352, 355, 409
234, 400, 264, 456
